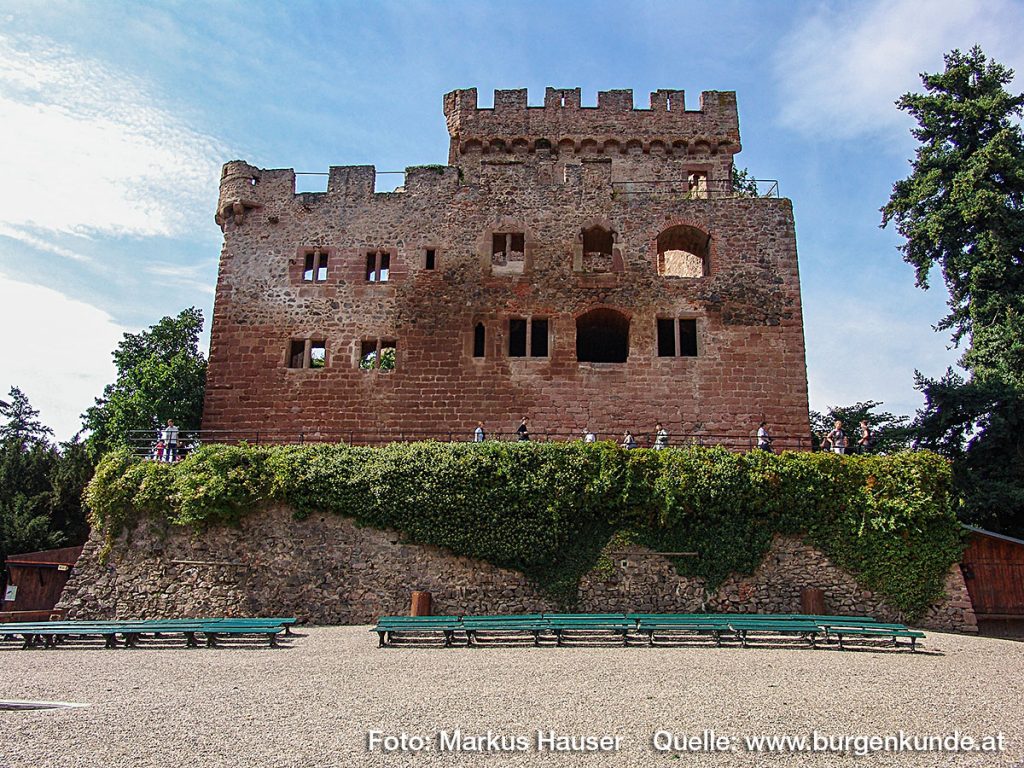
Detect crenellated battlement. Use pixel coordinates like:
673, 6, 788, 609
444, 87, 740, 163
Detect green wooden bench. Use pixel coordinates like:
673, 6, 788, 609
461, 615, 550, 646
544, 614, 634, 646
818, 623, 925, 651
1, 620, 287, 649
371, 616, 463, 647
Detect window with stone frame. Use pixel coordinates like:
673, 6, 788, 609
656, 318, 698, 357
424, 248, 437, 270
508, 317, 549, 358
360, 338, 397, 371
491, 232, 525, 273
656, 225, 710, 278
302, 249, 329, 282
473, 322, 486, 358
287, 339, 327, 369
365, 250, 391, 282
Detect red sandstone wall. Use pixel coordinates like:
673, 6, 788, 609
203, 89, 810, 447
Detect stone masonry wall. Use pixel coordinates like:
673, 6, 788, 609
58, 507, 976, 632
202, 86, 811, 449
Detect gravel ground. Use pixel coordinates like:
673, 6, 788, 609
1, 626, 1022, 768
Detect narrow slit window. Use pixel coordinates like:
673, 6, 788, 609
303, 253, 315, 282
509, 318, 527, 357
379, 252, 390, 282
365, 252, 377, 282
316, 253, 328, 282
473, 323, 486, 358
530, 318, 549, 357
425, 249, 436, 270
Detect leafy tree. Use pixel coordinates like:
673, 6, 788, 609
82, 307, 207, 456
810, 400, 912, 454
882, 47, 1024, 536
731, 165, 760, 197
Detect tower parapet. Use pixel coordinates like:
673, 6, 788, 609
443, 87, 740, 163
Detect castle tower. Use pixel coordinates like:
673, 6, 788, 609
202, 87, 810, 447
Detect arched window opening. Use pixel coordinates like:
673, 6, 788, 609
657, 225, 709, 277
576, 308, 629, 363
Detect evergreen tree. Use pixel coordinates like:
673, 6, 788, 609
882, 47, 1024, 535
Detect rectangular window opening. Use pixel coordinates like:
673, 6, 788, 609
379, 252, 390, 282
508, 318, 527, 357
316, 254, 328, 282
657, 318, 676, 357
288, 340, 306, 369
303, 253, 315, 282
425, 249, 436, 270
379, 340, 396, 372
309, 342, 326, 368
530, 318, 549, 357
679, 319, 698, 357
365, 252, 377, 282
473, 323, 486, 358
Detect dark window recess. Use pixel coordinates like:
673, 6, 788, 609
365, 252, 377, 282
379, 252, 390, 282
530, 318, 549, 357
508, 319, 527, 357
360, 339, 377, 365
289, 340, 306, 368
303, 252, 316, 281
679, 319, 698, 357
425, 249, 436, 270
657, 318, 676, 357
317, 257, 328, 282
577, 309, 629, 363
582, 226, 613, 256
473, 323, 486, 357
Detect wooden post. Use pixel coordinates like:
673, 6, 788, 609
410, 591, 432, 616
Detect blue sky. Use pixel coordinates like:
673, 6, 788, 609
1, 0, 1022, 439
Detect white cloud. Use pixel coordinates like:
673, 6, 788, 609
774, 0, 1024, 140
0, 32, 225, 239
804, 294, 961, 419
0, 223, 99, 266
144, 261, 216, 295
0, 272, 128, 441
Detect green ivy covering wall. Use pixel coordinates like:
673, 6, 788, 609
86, 443, 964, 619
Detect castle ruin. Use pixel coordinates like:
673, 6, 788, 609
202, 87, 810, 446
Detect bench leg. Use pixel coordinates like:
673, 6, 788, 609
808, 632, 817, 649
910, 637, 917, 653
185, 631, 198, 648
533, 631, 541, 647
443, 630, 453, 648
104, 633, 118, 649
713, 630, 721, 647
836, 633, 845, 650
268, 632, 278, 648
647, 630, 655, 647
377, 631, 386, 648
20, 633, 34, 650
621, 629, 629, 647
205, 632, 217, 648
555, 630, 564, 647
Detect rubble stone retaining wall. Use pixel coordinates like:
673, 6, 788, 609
58, 506, 976, 632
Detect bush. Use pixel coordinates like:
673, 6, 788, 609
86, 443, 964, 618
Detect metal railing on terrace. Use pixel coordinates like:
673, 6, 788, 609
129, 428, 811, 460
611, 178, 779, 200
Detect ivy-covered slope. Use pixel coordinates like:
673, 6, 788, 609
86, 443, 964, 619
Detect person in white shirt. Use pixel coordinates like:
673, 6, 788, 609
162, 419, 180, 462
474, 422, 485, 442
654, 423, 669, 449
757, 421, 773, 452
583, 428, 596, 443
